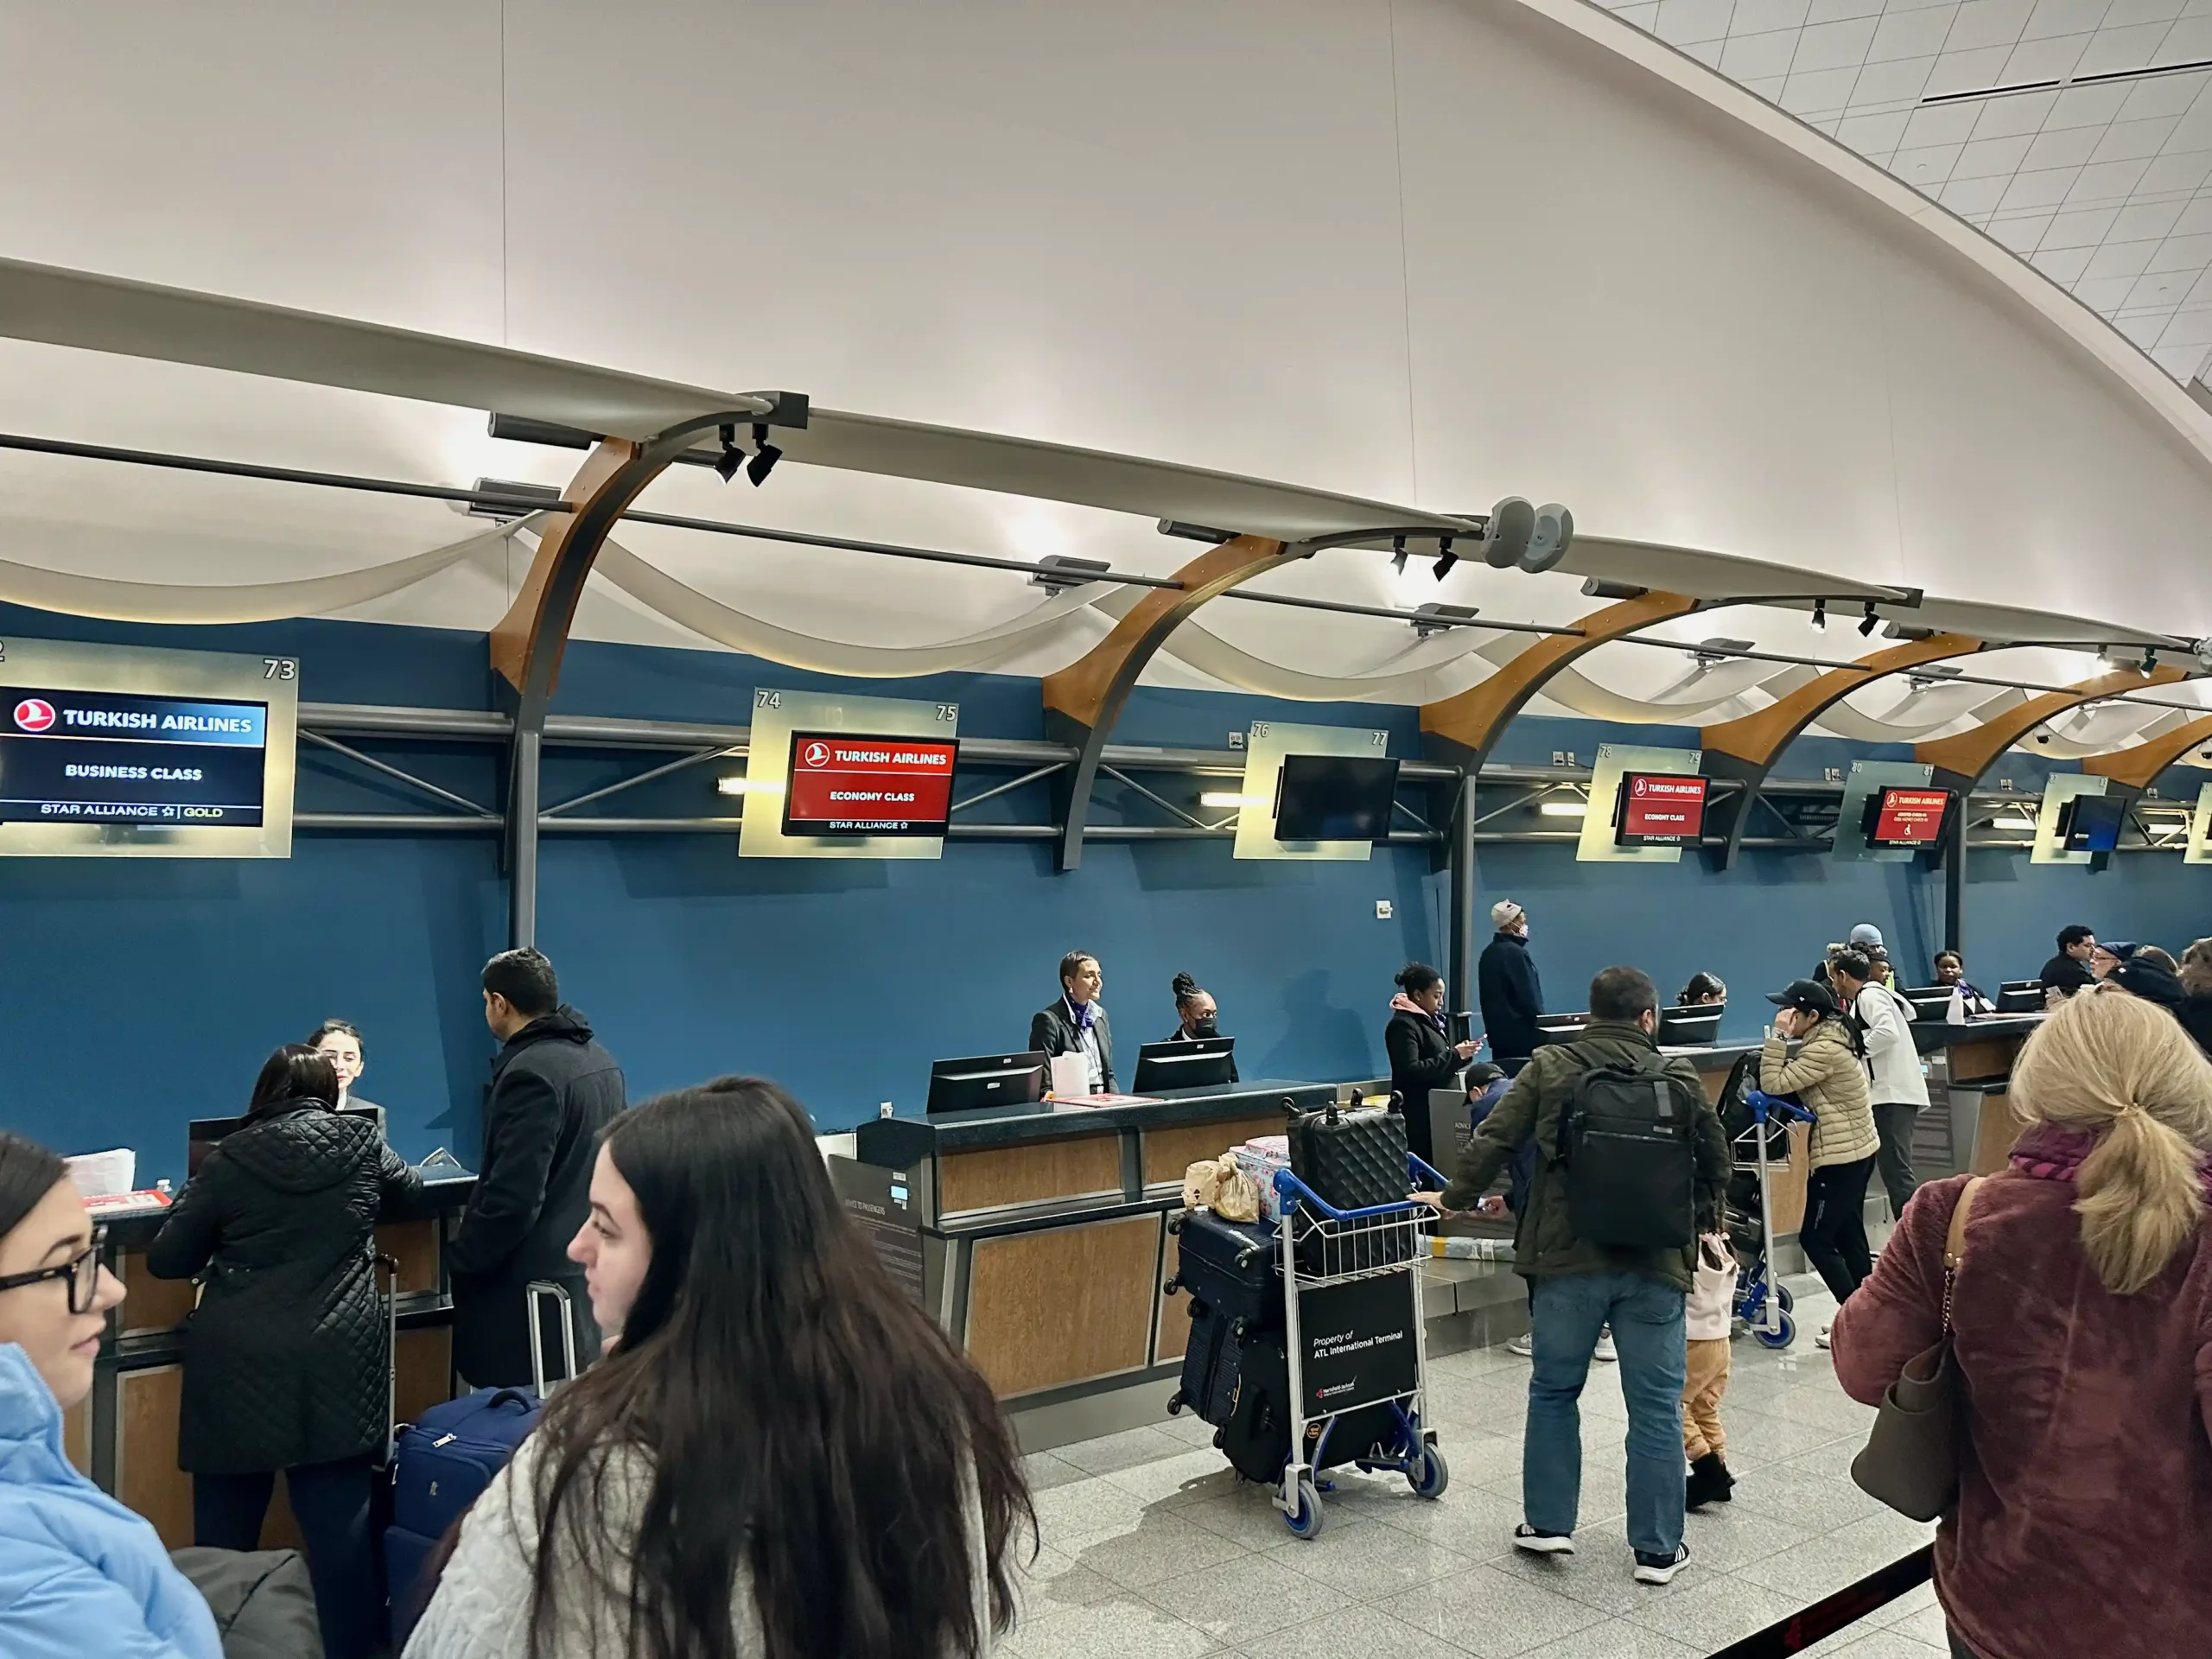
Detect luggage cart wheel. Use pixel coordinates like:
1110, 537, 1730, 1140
1282, 1476, 1325, 1539
1408, 1444, 1450, 1500
1775, 1283, 1794, 1313
1755, 1311, 1796, 1351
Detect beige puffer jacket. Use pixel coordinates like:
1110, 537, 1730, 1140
1760, 1017, 1879, 1172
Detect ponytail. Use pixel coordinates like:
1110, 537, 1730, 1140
2075, 1106, 2207, 1295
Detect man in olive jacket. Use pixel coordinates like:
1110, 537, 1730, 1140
1431, 964, 1729, 1585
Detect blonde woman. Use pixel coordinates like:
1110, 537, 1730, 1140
2175, 937, 2212, 1058
1830, 993, 2212, 1659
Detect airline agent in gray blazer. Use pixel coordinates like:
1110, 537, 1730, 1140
1030, 950, 1115, 1093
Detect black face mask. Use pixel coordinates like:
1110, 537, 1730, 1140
1189, 1017, 1219, 1039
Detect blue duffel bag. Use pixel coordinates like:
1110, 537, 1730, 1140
385, 1386, 543, 1646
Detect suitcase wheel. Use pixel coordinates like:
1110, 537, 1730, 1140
1162, 1277, 1179, 1296
1166, 1216, 1182, 1235
1166, 1390, 1185, 1416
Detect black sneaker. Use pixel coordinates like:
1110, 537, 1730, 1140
1513, 1524, 1574, 1555
1634, 1542, 1690, 1585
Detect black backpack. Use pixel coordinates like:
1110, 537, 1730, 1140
1554, 1050, 1701, 1250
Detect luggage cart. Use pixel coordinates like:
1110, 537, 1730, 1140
1731, 1090, 1815, 1350
1268, 1154, 1452, 1540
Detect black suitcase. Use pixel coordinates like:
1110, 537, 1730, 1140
1215, 1327, 1408, 1484
1175, 1297, 1253, 1433
1165, 1211, 1281, 1424
1285, 1104, 1412, 1274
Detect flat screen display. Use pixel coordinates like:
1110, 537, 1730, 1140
1614, 772, 1708, 847
1272, 753, 1401, 842
1, 688, 269, 826
1866, 785, 1950, 848
782, 730, 957, 836
2062, 793, 2126, 854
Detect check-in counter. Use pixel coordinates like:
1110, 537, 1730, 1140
1912, 1013, 2044, 1177
74, 1173, 474, 1550
832, 1082, 1333, 1413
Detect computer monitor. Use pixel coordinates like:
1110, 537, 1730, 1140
1271, 753, 1402, 842
1900, 986, 1959, 1022
1132, 1037, 1236, 1093
925, 1051, 1049, 1115
1655, 1005, 1724, 1047
1532, 1013, 1589, 1046
1997, 984, 2046, 1014
187, 1116, 246, 1177
2059, 793, 2126, 853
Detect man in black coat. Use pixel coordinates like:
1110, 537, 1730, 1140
1478, 899, 1546, 1073
449, 946, 626, 1389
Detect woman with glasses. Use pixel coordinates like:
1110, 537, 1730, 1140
0, 1129, 222, 1657
149, 1045, 422, 1659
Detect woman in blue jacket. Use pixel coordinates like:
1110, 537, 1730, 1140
0, 1131, 221, 1659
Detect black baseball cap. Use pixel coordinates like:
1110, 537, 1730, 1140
1766, 978, 1840, 1018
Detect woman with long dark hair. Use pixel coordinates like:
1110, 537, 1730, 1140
407, 1077, 1033, 1659
149, 1045, 422, 1659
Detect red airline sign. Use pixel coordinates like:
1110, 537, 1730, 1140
1871, 786, 1949, 846
783, 731, 957, 836
1616, 772, 1708, 846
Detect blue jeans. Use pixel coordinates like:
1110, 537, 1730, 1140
1524, 1271, 1688, 1558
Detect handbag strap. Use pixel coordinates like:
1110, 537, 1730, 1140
1939, 1176, 1986, 1332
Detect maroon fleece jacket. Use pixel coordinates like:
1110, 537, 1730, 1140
1831, 1173, 2212, 1659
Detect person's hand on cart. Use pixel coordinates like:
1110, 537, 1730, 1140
1409, 1191, 1509, 1220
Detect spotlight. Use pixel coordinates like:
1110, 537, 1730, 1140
1433, 536, 1459, 581
1812, 598, 1827, 631
1859, 602, 1879, 637
2143, 645, 2159, 676
745, 422, 782, 486
712, 423, 743, 483
1390, 535, 1408, 576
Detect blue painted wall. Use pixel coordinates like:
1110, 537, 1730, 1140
0, 600, 2206, 1182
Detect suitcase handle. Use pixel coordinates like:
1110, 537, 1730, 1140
525, 1279, 581, 1395
1274, 1151, 1450, 1222
375, 1253, 399, 1466
479, 1386, 539, 1413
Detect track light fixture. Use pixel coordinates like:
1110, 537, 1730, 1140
713, 423, 743, 483
2143, 645, 2159, 676
1390, 535, 1408, 576
1811, 598, 1827, 631
1433, 535, 1458, 580
745, 422, 782, 486
1858, 601, 1878, 637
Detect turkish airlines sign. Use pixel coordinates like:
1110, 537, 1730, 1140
783, 731, 957, 836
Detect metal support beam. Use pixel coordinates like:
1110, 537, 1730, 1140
1039, 535, 1297, 871
1447, 774, 1477, 1031
1943, 791, 1966, 957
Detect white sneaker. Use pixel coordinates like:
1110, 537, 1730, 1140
1815, 1325, 1833, 1350
1514, 1524, 1574, 1554
1634, 1542, 1690, 1585
1507, 1332, 1535, 1357
1594, 1328, 1618, 1363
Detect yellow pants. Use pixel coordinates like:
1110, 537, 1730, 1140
1682, 1337, 1730, 1460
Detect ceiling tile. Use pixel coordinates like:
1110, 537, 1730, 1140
1840, 108, 1917, 146
2069, 156, 2158, 198
2072, 19, 2173, 72
2145, 149, 2212, 195
2002, 163, 2088, 205
1725, 28, 1805, 75
1955, 130, 2042, 173
1928, 41, 2019, 89
2171, 192, 2212, 232
2102, 0, 2184, 23
1783, 62, 1865, 105
1803, 0, 1883, 21
2124, 266, 2201, 302
1893, 141, 1968, 181
1849, 54, 1940, 100
2146, 226, 2212, 263
1738, 73, 1789, 95
2149, 342, 2206, 375
2083, 236, 2164, 275
2154, 13, 2212, 54
2115, 307, 2177, 345
2075, 272, 2148, 303
1902, 100, 1984, 143
2091, 114, 2183, 160
2022, 0, 2115, 39
2179, 260, 2212, 301
2155, 303, 2212, 343
2113, 197, 2193, 232
1947, 0, 2039, 48
1793, 15, 1883, 67
1871, 5, 1962, 57
1655, 0, 1738, 43
2001, 30, 2096, 75
2024, 122, 2107, 165
1942, 171, 2015, 208
1617, 3, 1662, 26
1731, 0, 1815, 26
1990, 210, 2057, 246
2044, 203, 2126, 241
1683, 37, 1728, 65
2157, 98, 2212, 149
1972, 86, 2063, 133
2118, 69, 2210, 119
2033, 244, 2097, 278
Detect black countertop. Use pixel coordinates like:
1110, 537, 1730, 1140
853, 1078, 1338, 1164
104, 1168, 475, 1252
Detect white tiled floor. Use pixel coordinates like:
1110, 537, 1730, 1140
1008, 1280, 1947, 1659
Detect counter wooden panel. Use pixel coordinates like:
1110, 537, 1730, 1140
63, 1398, 88, 1475
119, 1364, 192, 1550
938, 1134, 1122, 1214
1768, 1122, 1812, 1236
1155, 1291, 1192, 1364
1949, 1035, 2024, 1083
1969, 1089, 2030, 1175
1141, 1115, 1282, 1186
964, 1214, 1161, 1397
385, 1217, 442, 1294
119, 1253, 197, 1337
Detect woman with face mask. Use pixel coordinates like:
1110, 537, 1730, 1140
1164, 972, 1238, 1084
0, 1131, 221, 1658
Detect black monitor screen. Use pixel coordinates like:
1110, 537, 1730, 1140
925, 1052, 1047, 1115
1132, 1037, 1236, 1093
2061, 794, 2126, 854
1272, 753, 1401, 842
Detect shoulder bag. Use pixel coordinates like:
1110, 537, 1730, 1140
1849, 1176, 1983, 1521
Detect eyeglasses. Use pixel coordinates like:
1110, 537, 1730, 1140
0, 1228, 107, 1314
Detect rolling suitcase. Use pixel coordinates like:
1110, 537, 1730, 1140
1164, 1211, 1280, 1427
385, 1281, 579, 1646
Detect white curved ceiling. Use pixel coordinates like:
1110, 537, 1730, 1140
0, 0, 2208, 750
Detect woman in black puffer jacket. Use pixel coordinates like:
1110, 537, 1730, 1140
149, 1045, 422, 1659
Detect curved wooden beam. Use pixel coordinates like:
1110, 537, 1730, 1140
487, 410, 767, 945
1915, 665, 2189, 793
1040, 534, 1297, 870
1699, 632, 1983, 869
2082, 713, 2212, 790
1417, 590, 1701, 765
